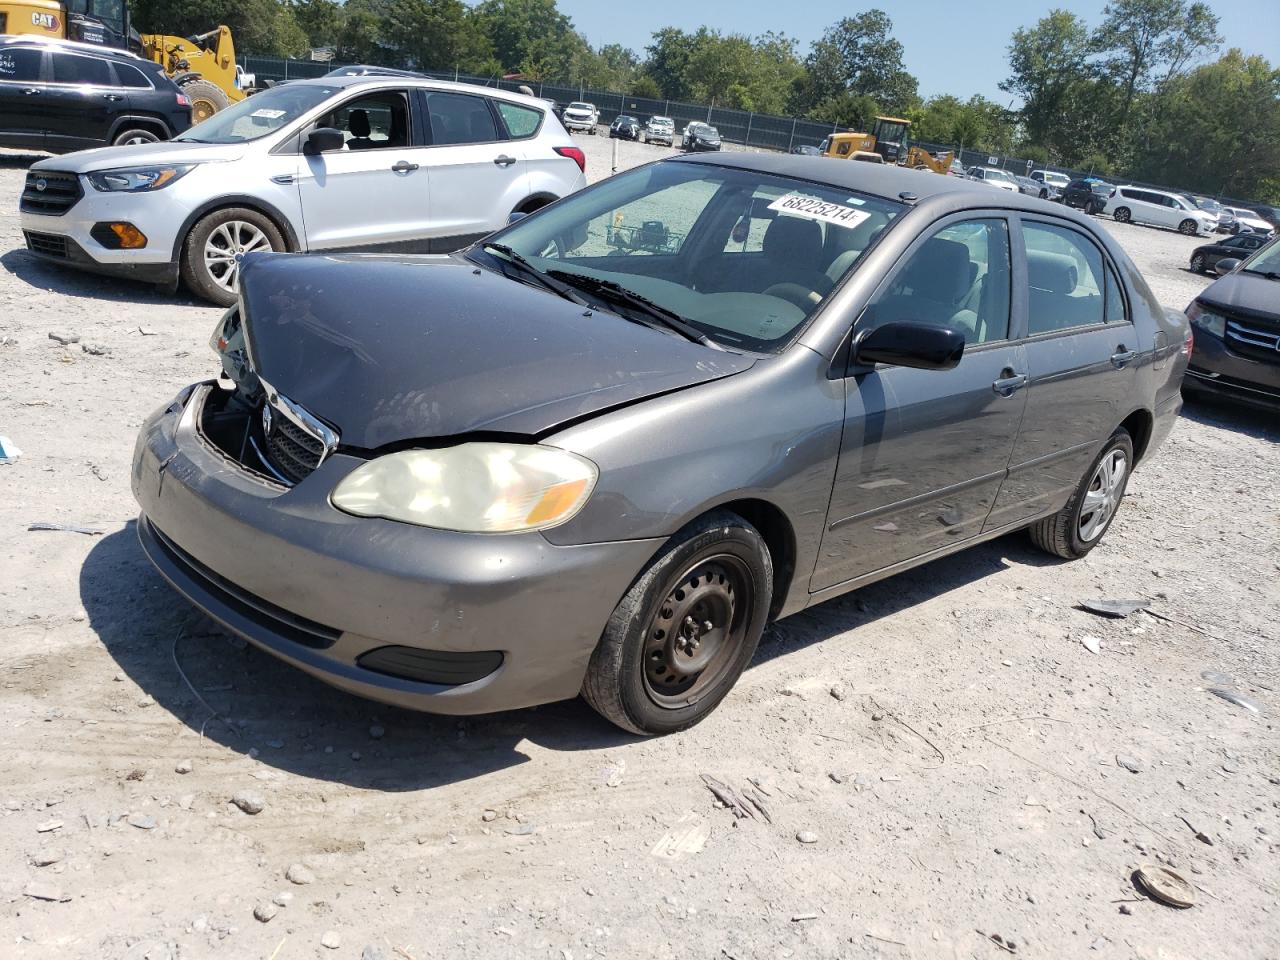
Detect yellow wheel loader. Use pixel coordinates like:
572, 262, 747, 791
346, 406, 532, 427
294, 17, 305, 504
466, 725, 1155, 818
820, 116, 954, 174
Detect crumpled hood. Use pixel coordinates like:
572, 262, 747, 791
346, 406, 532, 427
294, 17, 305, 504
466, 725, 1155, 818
1198, 272, 1280, 321
237, 252, 755, 450
34, 140, 242, 173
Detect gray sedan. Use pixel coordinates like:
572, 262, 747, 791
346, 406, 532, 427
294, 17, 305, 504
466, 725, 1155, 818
133, 154, 1189, 735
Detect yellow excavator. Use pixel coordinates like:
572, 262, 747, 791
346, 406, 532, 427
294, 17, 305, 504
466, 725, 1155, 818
820, 116, 955, 174
0, 0, 248, 120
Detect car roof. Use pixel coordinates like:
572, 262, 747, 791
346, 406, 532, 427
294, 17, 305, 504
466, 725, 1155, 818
0, 35, 147, 62
286, 73, 549, 106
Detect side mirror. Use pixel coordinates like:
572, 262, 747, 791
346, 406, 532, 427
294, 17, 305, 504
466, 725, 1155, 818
303, 126, 345, 155
1213, 257, 1241, 276
508, 211, 528, 225
853, 320, 965, 371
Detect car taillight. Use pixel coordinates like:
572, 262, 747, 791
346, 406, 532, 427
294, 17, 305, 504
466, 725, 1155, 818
176, 93, 190, 108
554, 146, 586, 173
1183, 328, 1194, 357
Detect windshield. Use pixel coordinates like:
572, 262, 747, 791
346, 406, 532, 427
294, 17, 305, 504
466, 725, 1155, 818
1091, 182, 1112, 194
650, 117, 672, 126
178, 84, 338, 144
568, 102, 592, 111
1242, 238, 1279, 276
471, 161, 902, 353
988, 170, 1016, 184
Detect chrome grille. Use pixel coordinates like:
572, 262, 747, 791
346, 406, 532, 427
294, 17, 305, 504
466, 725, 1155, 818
1225, 318, 1280, 365
20, 171, 82, 216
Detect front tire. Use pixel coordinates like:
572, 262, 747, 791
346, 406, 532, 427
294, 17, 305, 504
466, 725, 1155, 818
1178, 218, 1198, 236
1028, 429, 1134, 560
1190, 252, 1206, 273
583, 511, 773, 735
180, 207, 285, 307
1113, 207, 1131, 223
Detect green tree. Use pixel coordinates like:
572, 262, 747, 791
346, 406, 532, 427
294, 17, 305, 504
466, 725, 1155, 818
798, 10, 918, 116
1001, 10, 1093, 153
289, 0, 342, 49
131, 0, 311, 57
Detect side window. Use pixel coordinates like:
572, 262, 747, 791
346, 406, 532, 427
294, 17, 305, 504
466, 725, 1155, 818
1023, 221, 1106, 334
112, 63, 150, 89
1104, 263, 1127, 324
51, 53, 113, 86
426, 92, 498, 145
496, 101, 542, 139
0, 48, 42, 82
315, 91, 410, 150
862, 218, 1011, 345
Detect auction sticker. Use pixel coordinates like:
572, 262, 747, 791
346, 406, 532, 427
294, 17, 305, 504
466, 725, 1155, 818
250, 108, 287, 119
768, 194, 870, 229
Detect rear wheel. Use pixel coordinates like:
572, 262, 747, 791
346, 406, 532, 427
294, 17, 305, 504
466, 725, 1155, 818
582, 511, 772, 735
113, 127, 162, 146
1190, 252, 1206, 273
180, 207, 284, 307
182, 78, 231, 124
1029, 429, 1133, 560
1113, 207, 1131, 223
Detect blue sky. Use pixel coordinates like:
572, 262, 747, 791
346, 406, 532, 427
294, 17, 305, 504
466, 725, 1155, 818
548, 0, 1280, 103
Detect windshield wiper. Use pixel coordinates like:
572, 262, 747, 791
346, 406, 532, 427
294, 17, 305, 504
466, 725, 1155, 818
1241, 268, 1280, 281
480, 242, 590, 305
545, 270, 719, 348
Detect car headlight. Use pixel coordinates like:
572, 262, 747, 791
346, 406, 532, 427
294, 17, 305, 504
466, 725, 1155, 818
1186, 301, 1226, 338
86, 165, 195, 193
331, 442, 598, 533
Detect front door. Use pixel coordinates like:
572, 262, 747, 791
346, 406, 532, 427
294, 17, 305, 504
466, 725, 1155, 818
812, 216, 1028, 592
295, 88, 432, 251
0, 47, 46, 148
986, 217, 1139, 529
419, 89, 528, 249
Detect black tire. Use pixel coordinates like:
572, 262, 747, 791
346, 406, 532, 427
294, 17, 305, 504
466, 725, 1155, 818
182, 78, 231, 124
582, 510, 773, 736
1028, 429, 1134, 560
1178, 218, 1198, 236
1113, 207, 1131, 223
179, 207, 285, 307
1190, 253, 1206, 273
113, 127, 163, 147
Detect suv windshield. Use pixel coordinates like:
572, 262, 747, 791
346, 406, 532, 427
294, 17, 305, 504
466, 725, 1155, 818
1241, 238, 1279, 277
568, 103, 592, 111
1090, 182, 1112, 195
988, 170, 1015, 183
471, 161, 902, 352
177, 84, 339, 144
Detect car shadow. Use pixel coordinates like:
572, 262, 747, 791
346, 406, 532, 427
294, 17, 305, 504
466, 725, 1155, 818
83, 524, 633, 793
0, 151, 47, 169
0, 247, 195, 306
1180, 392, 1278, 441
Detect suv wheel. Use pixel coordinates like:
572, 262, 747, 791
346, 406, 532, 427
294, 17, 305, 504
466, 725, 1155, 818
1178, 218, 1198, 235
1028, 429, 1134, 560
1190, 252, 1206, 273
180, 207, 285, 307
583, 511, 772, 735
1113, 206, 1131, 223
113, 127, 163, 147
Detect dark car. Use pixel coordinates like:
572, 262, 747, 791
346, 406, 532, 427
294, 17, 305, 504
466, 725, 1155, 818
609, 114, 641, 140
1183, 236, 1280, 409
683, 122, 722, 151
132, 154, 1186, 735
0, 37, 192, 152
1188, 232, 1269, 274
1062, 179, 1113, 215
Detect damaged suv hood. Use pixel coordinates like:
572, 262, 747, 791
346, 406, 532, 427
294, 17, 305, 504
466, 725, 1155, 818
237, 253, 755, 450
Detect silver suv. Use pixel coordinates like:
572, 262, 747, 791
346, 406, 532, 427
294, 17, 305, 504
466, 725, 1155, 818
18, 75, 587, 305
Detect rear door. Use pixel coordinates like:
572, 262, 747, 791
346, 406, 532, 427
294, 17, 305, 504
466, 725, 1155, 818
986, 217, 1138, 530
0, 47, 47, 148
418, 89, 528, 249
43, 50, 120, 149
295, 87, 432, 250
812, 214, 1027, 591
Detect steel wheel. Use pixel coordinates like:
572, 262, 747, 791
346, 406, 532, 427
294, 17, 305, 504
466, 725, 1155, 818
203, 221, 271, 294
643, 556, 750, 707
1079, 448, 1127, 542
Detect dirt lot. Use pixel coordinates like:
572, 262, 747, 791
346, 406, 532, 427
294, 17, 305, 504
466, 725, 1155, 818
1, 138, 1277, 960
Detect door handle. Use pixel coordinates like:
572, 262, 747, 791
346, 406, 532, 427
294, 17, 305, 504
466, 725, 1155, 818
1110, 349, 1138, 368
992, 370, 1028, 397
23, 88, 41, 96
102, 93, 124, 102
390, 160, 419, 173
493, 155, 517, 167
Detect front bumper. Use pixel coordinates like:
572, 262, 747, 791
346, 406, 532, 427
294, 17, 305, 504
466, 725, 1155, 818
132, 384, 664, 714
1183, 328, 1280, 410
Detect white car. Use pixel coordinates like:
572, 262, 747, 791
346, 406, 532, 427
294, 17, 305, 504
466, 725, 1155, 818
560, 101, 599, 135
1225, 206, 1275, 236
1104, 185, 1217, 236
967, 166, 1020, 193
1031, 169, 1070, 191
19, 76, 587, 305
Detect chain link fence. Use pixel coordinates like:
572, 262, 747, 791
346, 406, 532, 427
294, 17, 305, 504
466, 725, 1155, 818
239, 55, 1271, 212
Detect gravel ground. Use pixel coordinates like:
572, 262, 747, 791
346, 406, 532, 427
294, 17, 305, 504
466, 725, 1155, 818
1, 139, 1277, 960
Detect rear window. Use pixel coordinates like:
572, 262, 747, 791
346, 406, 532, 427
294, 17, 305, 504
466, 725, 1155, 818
427, 92, 498, 145
0, 47, 42, 82
113, 62, 151, 88
497, 101, 541, 138
52, 52, 113, 86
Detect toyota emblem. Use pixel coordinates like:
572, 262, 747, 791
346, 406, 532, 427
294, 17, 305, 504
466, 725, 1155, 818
35, 178, 47, 192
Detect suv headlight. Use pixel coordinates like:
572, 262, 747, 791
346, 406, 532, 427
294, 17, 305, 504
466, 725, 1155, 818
86, 165, 195, 193
331, 442, 598, 533
1186, 301, 1226, 338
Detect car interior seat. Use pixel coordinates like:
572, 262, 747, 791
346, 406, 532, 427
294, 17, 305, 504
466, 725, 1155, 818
864, 236, 980, 341
758, 215, 835, 308
346, 109, 374, 150
1027, 250, 1099, 333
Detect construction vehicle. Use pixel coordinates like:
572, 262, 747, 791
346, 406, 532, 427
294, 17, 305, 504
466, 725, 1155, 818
820, 116, 954, 175
1, 1, 249, 120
